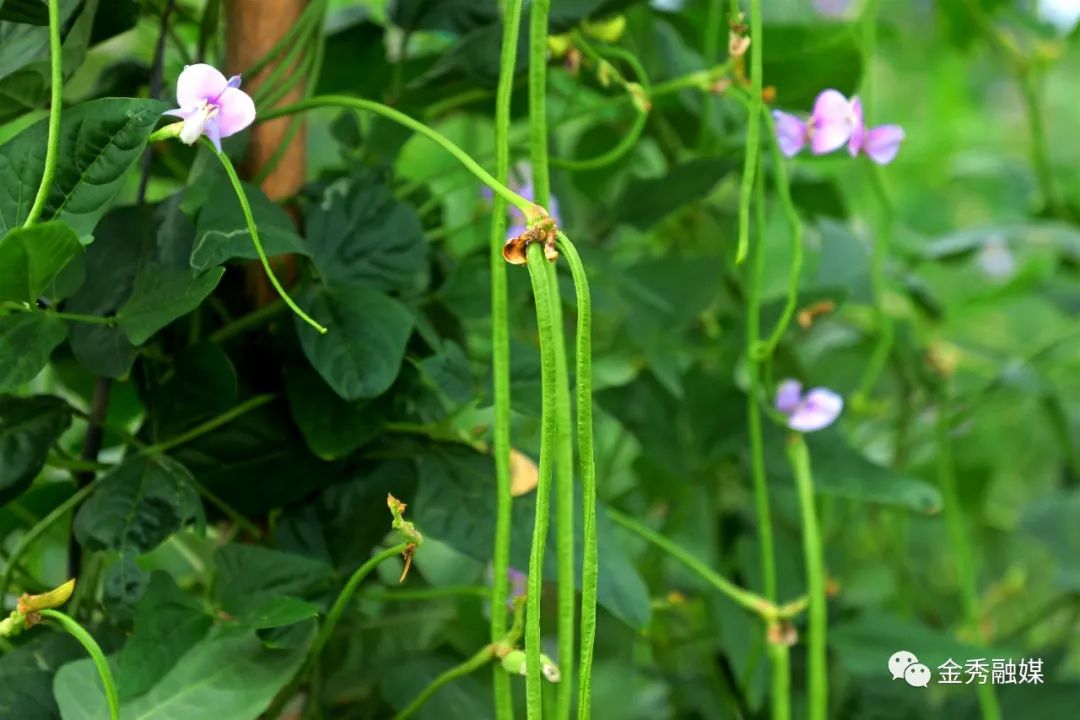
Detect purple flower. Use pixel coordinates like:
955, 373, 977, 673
775, 379, 843, 433
773, 111, 808, 158
507, 567, 527, 607
809, 89, 855, 156
482, 162, 561, 238
813, 0, 852, 17
847, 97, 905, 165
164, 63, 256, 152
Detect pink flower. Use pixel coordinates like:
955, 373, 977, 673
775, 379, 843, 433
164, 64, 256, 152
809, 89, 856, 155
848, 97, 905, 165
773, 110, 809, 158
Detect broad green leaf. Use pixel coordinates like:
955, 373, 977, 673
190, 175, 310, 269
0, 394, 71, 504
102, 550, 148, 626
296, 285, 414, 401
116, 264, 224, 345
212, 544, 335, 616
613, 158, 735, 230
234, 594, 320, 630
764, 24, 862, 107
118, 572, 213, 699
0, 311, 65, 391
0, 221, 83, 302
0, 97, 167, 235
54, 624, 313, 720
0, 632, 82, 719
73, 454, 201, 556
142, 342, 238, 439
380, 655, 491, 720
305, 174, 427, 293
284, 363, 383, 460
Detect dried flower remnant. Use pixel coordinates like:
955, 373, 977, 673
164, 64, 256, 152
775, 379, 843, 433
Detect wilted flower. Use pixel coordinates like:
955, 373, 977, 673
847, 97, 905, 165
775, 379, 843, 433
773, 89, 904, 165
164, 63, 256, 152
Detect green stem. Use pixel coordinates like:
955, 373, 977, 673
490, 1, 524, 718
2, 304, 115, 326
786, 435, 827, 720
528, 0, 552, 209
1017, 68, 1064, 218
392, 645, 495, 720
524, 243, 557, 720
258, 97, 536, 216
557, 235, 599, 720
0, 481, 98, 606
935, 388, 1001, 720
22, 0, 62, 228
768, 641, 791, 720
204, 140, 327, 334
207, 299, 286, 343
40, 609, 119, 720
606, 508, 777, 619
734, 0, 763, 265
140, 394, 275, 455
313, 543, 408, 659
757, 108, 804, 354
698, 0, 722, 149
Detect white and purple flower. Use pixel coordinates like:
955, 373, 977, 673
773, 88, 904, 165
775, 379, 843, 433
164, 63, 256, 152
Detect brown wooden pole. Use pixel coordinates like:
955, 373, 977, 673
225, 0, 309, 305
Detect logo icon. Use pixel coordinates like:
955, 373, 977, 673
888, 650, 918, 681
904, 663, 931, 688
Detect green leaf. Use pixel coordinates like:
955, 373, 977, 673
118, 572, 213, 699
212, 544, 335, 618
0, 632, 82, 719
296, 285, 415, 401
764, 24, 862, 107
0, 311, 65, 391
284, 363, 383, 460
54, 624, 313, 720
0, 97, 167, 235
305, 174, 427, 293
0, 394, 72, 504
73, 454, 201, 555
1021, 490, 1080, 590
0, 221, 83, 302
0, 0, 48, 25
116, 264, 224, 345
190, 175, 310, 270
381, 655, 491, 720
234, 594, 320, 630
613, 158, 735, 230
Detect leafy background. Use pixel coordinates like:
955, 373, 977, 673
1, 0, 1079, 718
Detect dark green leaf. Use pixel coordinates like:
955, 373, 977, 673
116, 264, 224, 345
614, 158, 735, 230
305, 174, 427, 293
0, 221, 83, 302
0, 632, 82, 719
284, 363, 383, 460
212, 543, 335, 617
73, 454, 201, 555
102, 550, 149, 625
118, 572, 213, 699
0, 394, 71, 504
0, 0, 48, 25
0, 97, 167, 235
0, 312, 65, 391
296, 285, 415, 401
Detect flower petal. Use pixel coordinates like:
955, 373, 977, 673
775, 379, 803, 415
788, 388, 843, 433
163, 107, 195, 120
226, 74, 242, 89
810, 88, 853, 155
204, 117, 222, 153
863, 125, 905, 165
847, 96, 865, 157
176, 63, 228, 108
772, 111, 807, 157
215, 87, 256, 138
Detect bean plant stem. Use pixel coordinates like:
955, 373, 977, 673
204, 140, 327, 334
0, 481, 99, 606
734, 0, 763, 265
139, 394, 274, 455
40, 609, 120, 720
786, 435, 827, 720
259, 98, 536, 216
935, 388, 1001, 720
490, 1, 524, 718
767, 641, 791, 720
392, 645, 496, 720
524, 243, 558, 720
556, 235, 599, 720
23, 0, 62, 228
